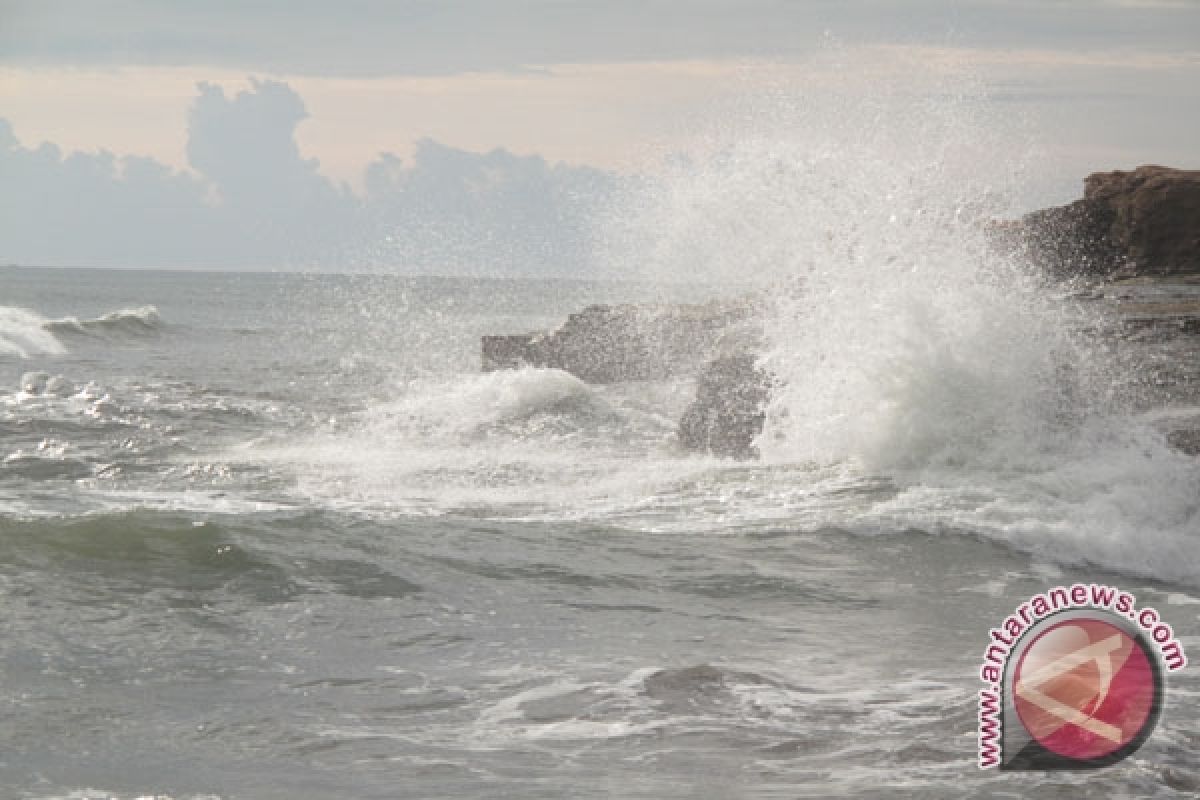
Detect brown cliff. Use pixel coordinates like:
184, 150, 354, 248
1021, 166, 1200, 278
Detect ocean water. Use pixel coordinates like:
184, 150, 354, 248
3, 54, 1200, 797
1, 263, 1199, 799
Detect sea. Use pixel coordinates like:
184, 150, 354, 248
1, 260, 1198, 799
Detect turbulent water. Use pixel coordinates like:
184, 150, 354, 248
1, 262, 1198, 800
2, 62, 1200, 797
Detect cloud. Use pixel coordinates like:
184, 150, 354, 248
185, 78, 357, 264
0, 79, 618, 273
3, 1, 1197, 77
0, 118, 215, 266
188, 78, 328, 205
357, 138, 615, 274
1, 39, 1196, 272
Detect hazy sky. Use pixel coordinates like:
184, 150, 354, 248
1, 1, 1198, 270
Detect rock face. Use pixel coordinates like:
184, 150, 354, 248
481, 300, 754, 383
675, 354, 771, 459
1020, 166, 1200, 278
480, 298, 769, 457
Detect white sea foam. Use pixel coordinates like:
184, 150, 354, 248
248, 367, 714, 515
362, 366, 618, 439
0, 305, 66, 358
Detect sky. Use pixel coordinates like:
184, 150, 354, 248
1, 1, 1198, 272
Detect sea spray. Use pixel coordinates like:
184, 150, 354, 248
0, 305, 66, 358
752, 146, 1094, 472
732, 87, 1200, 582
598, 52, 1094, 469
229, 54, 1197, 582
598, 52, 1199, 582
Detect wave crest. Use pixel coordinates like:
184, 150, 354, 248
44, 305, 162, 338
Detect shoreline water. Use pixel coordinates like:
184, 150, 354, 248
2, 162, 1198, 795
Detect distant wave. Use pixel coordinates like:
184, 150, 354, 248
44, 305, 163, 338
0, 306, 66, 358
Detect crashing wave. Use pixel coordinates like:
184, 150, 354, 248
367, 367, 620, 441
44, 305, 162, 338
0, 305, 66, 358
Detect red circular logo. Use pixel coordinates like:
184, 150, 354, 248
1013, 617, 1158, 761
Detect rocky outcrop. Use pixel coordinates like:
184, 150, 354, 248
481, 299, 755, 383
676, 354, 772, 459
1018, 166, 1200, 279
480, 297, 769, 457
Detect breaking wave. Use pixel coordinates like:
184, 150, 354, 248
365, 367, 621, 441
44, 304, 162, 338
247, 366, 695, 516
612, 59, 1200, 583
0, 305, 66, 358
0, 304, 163, 358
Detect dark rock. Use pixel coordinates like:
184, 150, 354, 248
1017, 166, 1200, 279
481, 299, 755, 383
1014, 197, 1123, 279
481, 297, 768, 458
1167, 428, 1200, 456
676, 354, 772, 459
1087, 166, 1200, 272
481, 334, 538, 372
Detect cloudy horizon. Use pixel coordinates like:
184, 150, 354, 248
2, 1, 1198, 272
